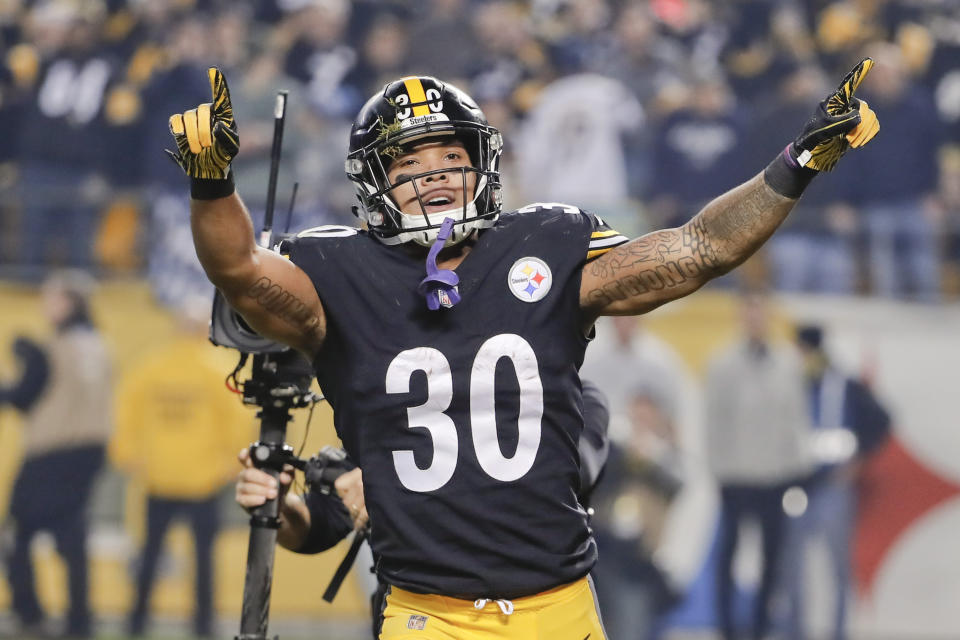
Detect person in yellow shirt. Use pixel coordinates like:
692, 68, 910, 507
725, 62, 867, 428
109, 302, 252, 638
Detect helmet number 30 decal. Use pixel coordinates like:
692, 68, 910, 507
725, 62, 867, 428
385, 334, 543, 492
394, 85, 444, 121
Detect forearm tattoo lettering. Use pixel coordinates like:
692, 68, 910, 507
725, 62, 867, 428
584, 220, 720, 307
247, 276, 320, 332
584, 176, 793, 309
699, 176, 790, 249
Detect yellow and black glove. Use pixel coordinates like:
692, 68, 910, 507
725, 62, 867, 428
766, 58, 881, 198
792, 58, 880, 172
166, 67, 239, 197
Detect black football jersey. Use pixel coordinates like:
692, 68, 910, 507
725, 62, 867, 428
283, 203, 628, 599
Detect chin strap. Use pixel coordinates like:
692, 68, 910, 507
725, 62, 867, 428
417, 217, 461, 311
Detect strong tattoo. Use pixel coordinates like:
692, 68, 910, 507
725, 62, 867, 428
246, 276, 320, 332
584, 219, 721, 307
584, 176, 793, 308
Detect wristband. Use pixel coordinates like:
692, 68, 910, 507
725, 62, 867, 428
190, 171, 235, 200
763, 144, 817, 199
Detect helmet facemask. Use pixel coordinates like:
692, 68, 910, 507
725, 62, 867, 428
347, 119, 503, 247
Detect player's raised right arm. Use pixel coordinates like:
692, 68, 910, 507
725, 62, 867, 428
191, 195, 326, 356
168, 68, 326, 357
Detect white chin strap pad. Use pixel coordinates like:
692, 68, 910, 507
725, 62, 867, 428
397, 203, 479, 247
373, 174, 494, 247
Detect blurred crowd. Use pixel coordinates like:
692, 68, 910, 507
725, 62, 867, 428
581, 296, 892, 640
1, 0, 959, 302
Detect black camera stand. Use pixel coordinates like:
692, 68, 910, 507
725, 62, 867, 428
235, 351, 318, 640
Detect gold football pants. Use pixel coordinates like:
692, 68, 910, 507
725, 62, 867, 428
379, 576, 607, 639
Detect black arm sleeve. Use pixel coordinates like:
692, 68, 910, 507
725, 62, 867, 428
1, 338, 50, 412
293, 490, 355, 555
578, 379, 611, 498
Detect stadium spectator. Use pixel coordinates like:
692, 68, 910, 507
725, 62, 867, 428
925, 17, 960, 145
589, 385, 684, 640
282, 0, 363, 120
650, 0, 727, 83
938, 146, 960, 294
135, 15, 219, 306
0, 270, 112, 639
851, 43, 942, 300
352, 14, 412, 98
404, 0, 478, 84
721, 0, 805, 104
208, 6, 255, 75
109, 300, 252, 638
542, 0, 616, 75
604, 2, 687, 200
134, 11, 213, 191
515, 73, 643, 230
225, 46, 353, 226
811, 2, 883, 75
606, 2, 687, 108
753, 65, 860, 294
17, 2, 120, 271
0, 15, 32, 265
579, 316, 705, 603
704, 291, 812, 640
580, 316, 692, 432
781, 324, 891, 640
467, 1, 549, 120
648, 77, 751, 228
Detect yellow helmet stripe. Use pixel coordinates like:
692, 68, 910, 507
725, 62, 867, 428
402, 77, 432, 117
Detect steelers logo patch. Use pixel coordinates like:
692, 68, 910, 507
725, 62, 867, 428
508, 257, 552, 302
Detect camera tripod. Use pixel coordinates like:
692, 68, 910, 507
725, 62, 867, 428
234, 349, 318, 640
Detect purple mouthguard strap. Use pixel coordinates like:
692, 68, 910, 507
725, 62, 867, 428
417, 217, 461, 311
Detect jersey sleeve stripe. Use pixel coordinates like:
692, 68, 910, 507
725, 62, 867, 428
590, 230, 621, 239
587, 234, 629, 249
587, 247, 616, 260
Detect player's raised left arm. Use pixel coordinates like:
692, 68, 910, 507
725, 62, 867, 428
580, 58, 879, 322
580, 174, 792, 317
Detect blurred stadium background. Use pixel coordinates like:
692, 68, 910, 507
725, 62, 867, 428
0, 0, 958, 638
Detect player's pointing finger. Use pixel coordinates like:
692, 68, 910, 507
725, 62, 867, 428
827, 58, 874, 114
842, 57, 874, 98
207, 67, 234, 126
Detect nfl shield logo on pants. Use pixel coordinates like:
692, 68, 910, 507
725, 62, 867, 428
407, 614, 428, 630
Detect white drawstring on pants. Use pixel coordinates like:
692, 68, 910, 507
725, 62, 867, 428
473, 598, 515, 615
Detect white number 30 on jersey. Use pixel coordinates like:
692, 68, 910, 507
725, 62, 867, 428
385, 334, 543, 492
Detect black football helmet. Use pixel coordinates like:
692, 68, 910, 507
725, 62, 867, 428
346, 76, 503, 246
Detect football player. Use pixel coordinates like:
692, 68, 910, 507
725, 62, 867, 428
235, 379, 611, 639
169, 62, 878, 639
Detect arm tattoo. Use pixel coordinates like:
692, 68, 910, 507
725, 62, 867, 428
584, 219, 722, 307
584, 175, 794, 310
699, 175, 792, 254
246, 276, 321, 332
684, 216, 722, 273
